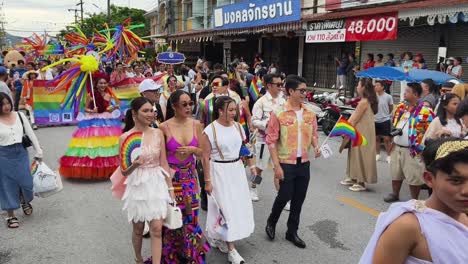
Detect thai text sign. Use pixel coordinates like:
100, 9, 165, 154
305, 13, 398, 43
306, 20, 346, 43
213, 0, 301, 30
345, 13, 398, 41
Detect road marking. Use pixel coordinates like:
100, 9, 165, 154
337, 197, 380, 217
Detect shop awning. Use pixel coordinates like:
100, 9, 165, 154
399, 3, 468, 25
302, 0, 468, 22
166, 21, 304, 42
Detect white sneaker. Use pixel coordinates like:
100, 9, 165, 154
228, 249, 245, 264
376, 154, 381, 161
250, 188, 259, 202
386, 156, 391, 164
284, 201, 291, 211
208, 237, 229, 254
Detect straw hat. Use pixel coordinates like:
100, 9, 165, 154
23, 70, 39, 79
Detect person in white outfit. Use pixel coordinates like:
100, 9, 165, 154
119, 97, 175, 264
201, 96, 256, 264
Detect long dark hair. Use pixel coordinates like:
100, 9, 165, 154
0, 92, 13, 115
213, 96, 235, 120
165, 90, 191, 120
91, 77, 110, 113
359, 78, 378, 114
123, 97, 152, 132
437, 93, 461, 126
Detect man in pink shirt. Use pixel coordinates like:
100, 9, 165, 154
265, 75, 320, 248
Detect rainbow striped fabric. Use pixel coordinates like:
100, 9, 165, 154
248, 77, 262, 101
329, 117, 367, 147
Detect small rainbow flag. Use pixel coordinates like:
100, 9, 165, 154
329, 117, 367, 147
248, 77, 262, 101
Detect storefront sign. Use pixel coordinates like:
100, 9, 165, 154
345, 13, 398, 41
305, 13, 398, 43
305, 20, 346, 43
213, 0, 301, 30
325, 0, 399, 11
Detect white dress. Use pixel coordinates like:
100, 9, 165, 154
203, 121, 255, 242
122, 129, 171, 223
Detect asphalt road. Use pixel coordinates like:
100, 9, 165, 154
0, 125, 428, 264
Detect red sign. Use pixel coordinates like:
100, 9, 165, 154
345, 13, 398, 41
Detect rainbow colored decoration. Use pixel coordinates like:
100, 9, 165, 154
248, 77, 262, 101
30, 161, 39, 175
197, 97, 215, 127
32, 79, 140, 126
120, 132, 143, 171
328, 117, 367, 147
102, 18, 149, 64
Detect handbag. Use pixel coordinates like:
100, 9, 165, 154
18, 113, 32, 148
235, 123, 253, 158
163, 203, 183, 229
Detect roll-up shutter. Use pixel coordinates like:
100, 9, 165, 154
447, 23, 468, 83
361, 25, 441, 101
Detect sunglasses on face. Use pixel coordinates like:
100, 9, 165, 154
179, 101, 194, 107
271, 82, 283, 87
297, 89, 308, 94
211, 81, 224, 87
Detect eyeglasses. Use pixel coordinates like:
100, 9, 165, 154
179, 101, 194, 107
271, 82, 283, 87
297, 89, 308, 94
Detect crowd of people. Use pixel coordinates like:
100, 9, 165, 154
0, 50, 467, 264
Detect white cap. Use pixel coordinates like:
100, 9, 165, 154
139, 79, 162, 93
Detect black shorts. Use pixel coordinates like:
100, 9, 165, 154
375, 120, 391, 136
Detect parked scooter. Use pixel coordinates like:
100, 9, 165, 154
321, 91, 360, 135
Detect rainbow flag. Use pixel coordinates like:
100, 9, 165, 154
248, 77, 262, 101
329, 117, 367, 147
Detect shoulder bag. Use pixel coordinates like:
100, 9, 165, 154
18, 113, 33, 148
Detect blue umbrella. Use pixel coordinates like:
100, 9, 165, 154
356, 66, 461, 85
156, 51, 186, 65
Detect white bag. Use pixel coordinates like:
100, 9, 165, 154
206, 195, 229, 239
163, 203, 183, 230
31, 161, 63, 197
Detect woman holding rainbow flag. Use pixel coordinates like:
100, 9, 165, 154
339, 78, 378, 192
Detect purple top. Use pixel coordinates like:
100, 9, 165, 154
359, 200, 468, 264
166, 121, 198, 165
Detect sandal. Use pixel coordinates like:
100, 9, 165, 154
135, 258, 144, 264
349, 184, 367, 192
6, 217, 19, 228
340, 178, 355, 186
22, 203, 33, 216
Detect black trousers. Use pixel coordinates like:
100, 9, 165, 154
268, 159, 310, 233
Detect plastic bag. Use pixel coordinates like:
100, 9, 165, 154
31, 161, 63, 197
206, 195, 229, 240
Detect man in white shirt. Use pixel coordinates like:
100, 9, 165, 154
36, 60, 53, 80
250, 73, 286, 201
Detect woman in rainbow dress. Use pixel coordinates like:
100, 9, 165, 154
59, 76, 122, 180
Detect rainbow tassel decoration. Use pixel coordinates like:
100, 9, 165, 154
329, 117, 367, 147
248, 77, 262, 101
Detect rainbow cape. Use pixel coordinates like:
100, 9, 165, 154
329, 117, 367, 147
248, 77, 262, 101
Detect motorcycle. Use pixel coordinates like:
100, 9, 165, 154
321, 94, 360, 135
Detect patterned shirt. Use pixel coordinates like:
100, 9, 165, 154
251, 92, 286, 143
393, 101, 434, 156
266, 102, 318, 164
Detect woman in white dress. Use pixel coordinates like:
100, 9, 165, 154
200, 96, 256, 264
119, 97, 175, 264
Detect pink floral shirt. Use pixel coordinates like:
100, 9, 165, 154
266, 102, 318, 164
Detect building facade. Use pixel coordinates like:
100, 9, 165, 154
145, 0, 468, 98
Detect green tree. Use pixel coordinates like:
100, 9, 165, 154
58, 5, 150, 39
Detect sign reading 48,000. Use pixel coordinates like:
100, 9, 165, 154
345, 13, 398, 41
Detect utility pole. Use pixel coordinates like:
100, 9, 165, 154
68, 8, 79, 24
107, 0, 111, 24
0, 2, 5, 49
77, 0, 84, 23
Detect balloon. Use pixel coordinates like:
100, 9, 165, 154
79, 55, 99, 72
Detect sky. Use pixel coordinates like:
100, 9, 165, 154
2, 0, 158, 37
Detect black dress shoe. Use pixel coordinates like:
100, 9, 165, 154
265, 221, 276, 240
286, 232, 306, 248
